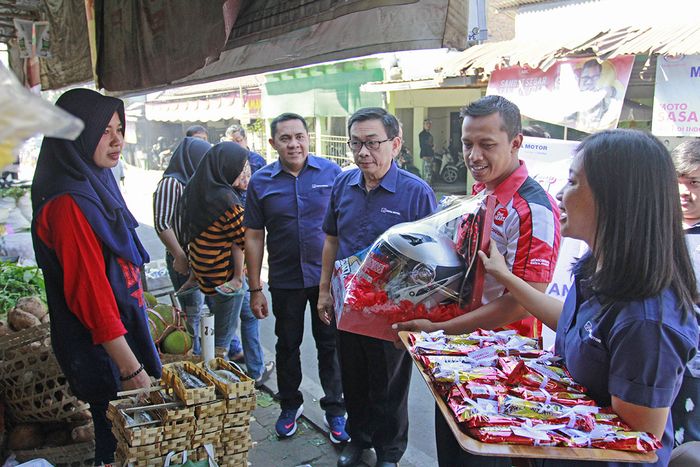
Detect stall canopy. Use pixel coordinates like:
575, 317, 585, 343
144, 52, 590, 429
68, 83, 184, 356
4, 0, 469, 93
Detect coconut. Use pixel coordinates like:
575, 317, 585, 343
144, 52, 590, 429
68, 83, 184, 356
8, 307, 41, 330
144, 291, 158, 308
161, 329, 193, 354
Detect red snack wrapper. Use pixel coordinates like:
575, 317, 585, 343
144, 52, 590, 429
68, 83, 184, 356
509, 386, 596, 407
447, 397, 520, 428
433, 365, 507, 385
507, 360, 586, 394
451, 382, 508, 401
467, 425, 560, 446
501, 396, 597, 432
498, 356, 521, 376
590, 431, 662, 452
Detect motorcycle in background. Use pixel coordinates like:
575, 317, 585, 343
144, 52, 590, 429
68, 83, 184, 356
440, 149, 467, 184
396, 146, 421, 177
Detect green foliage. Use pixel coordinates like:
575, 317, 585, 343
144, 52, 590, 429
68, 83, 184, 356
0, 260, 46, 317
0, 186, 30, 200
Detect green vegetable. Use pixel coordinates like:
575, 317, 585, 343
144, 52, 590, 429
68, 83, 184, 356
0, 186, 30, 201
0, 261, 46, 317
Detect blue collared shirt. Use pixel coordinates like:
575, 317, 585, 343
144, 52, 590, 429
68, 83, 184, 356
248, 150, 266, 175
323, 162, 437, 259
245, 154, 341, 288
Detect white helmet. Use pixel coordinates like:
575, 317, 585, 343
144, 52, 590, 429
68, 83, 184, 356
370, 222, 467, 308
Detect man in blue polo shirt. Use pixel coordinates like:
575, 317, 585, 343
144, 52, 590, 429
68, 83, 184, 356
244, 113, 347, 443
318, 107, 436, 467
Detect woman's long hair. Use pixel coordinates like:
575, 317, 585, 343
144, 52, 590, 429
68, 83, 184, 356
577, 129, 697, 313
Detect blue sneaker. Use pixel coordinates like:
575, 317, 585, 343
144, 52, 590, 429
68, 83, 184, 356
275, 405, 303, 438
325, 414, 350, 444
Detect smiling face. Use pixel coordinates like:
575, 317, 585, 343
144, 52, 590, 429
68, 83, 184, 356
556, 154, 597, 247
269, 119, 309, 172
92, 112, 124, 169
462, 112, 521, 190
349, 118, 401, 183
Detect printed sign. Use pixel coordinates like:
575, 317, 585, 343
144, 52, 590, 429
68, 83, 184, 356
652, 54, 700, 136
488, 56, 635, 134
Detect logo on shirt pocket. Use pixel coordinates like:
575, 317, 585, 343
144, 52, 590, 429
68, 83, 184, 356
380, 207, 401, 216
312, 184, 331, 189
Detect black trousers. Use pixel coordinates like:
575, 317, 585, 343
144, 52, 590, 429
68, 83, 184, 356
270, 287, 344, 416
435, 404, 511, 467
338, 330, 412, 463
91, 399, 116, 465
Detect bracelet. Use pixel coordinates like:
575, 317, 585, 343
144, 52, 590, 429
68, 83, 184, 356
120, 363, 144, 382
248, 287, 263, 293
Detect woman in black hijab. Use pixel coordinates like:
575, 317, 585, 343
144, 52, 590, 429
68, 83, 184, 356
153, 137, 211, 354
177, 142, 251, 352
31, 88, 161, 465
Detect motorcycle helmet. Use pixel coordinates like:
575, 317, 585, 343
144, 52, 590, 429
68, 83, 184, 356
363, 222, 467, 308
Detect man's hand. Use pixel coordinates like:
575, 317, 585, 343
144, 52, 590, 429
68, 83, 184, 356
250, 291, 269, 319
317, 288, 334, 325
172, 251, 190, 275
121, 369, 152, 391
391, 319, 437, 349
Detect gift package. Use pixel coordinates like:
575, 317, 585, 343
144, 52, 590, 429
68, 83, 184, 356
332, 194, 496, 341
407, 329, 661, 453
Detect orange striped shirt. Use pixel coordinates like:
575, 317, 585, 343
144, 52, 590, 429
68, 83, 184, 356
189, 205, 245, 295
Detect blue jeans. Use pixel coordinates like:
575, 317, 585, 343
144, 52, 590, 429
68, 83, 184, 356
205, 291, 244, 350
227, 280, 265, 379
672, 372, 700, 445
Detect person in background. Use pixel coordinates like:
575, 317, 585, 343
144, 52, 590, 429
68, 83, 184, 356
153, 137, 211, 354
245, 113, 345, 441
419, 118, 435, 182
224, 123, 267, 175
177, 143, 249, 356
672, 139, 700, 447
522, 124, 551, 138
479, 129, 698, 467
185, 124, 209, 142
318, 107, 436, 467
394, 95, 560, 466
31, 89, 161, 464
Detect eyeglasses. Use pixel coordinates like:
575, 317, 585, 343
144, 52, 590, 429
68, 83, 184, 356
347, 138, 394, 153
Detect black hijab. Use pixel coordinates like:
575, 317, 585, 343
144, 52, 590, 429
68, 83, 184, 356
178, 142, 248, 244
31, 88, 148, 266
163, 137, 211, 184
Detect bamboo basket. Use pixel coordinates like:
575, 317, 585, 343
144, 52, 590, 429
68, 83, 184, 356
194, 398, 227, 419
191, 429, 220, 449
150, 388, 195, 422
193, 413, 224, 436
226, 395, 256, 414
162, 361, 216, 406
198, 358, 255, 399
0, 324, 90, 422
219, 451, 248, 467
11, 441, 95, 466
222, 410, 250, 428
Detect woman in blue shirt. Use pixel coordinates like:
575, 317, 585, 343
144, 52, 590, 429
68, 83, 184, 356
479, 129, 699, 466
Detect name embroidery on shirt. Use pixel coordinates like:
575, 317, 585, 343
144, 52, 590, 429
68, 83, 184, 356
583, 320, 602, 344
381, 207, 401, 216
312, 184, 331, 189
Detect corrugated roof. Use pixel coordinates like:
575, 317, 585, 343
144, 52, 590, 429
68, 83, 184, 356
437, 24, 700, 80
492, 0, 552, 10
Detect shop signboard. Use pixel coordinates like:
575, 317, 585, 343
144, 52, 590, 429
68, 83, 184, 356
487, 56, 635, 134
652, 54, 700, 136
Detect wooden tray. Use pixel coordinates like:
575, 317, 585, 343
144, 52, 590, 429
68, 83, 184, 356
398, 331, 657, 463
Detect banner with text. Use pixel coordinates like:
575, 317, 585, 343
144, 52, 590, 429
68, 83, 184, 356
519, 137, 586, 302
652, 54, 700, 136
488, 56, 635, 134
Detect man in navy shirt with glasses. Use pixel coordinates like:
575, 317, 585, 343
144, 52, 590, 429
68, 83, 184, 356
318, 107, 436, 467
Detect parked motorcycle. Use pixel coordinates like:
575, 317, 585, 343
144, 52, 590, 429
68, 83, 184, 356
396, 146, 421, 177
440, 149, 467, 184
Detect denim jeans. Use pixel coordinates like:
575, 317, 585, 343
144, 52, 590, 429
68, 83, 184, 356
235, 285, 265, 379
205, 290, 244, 350
166, 252, 243, 355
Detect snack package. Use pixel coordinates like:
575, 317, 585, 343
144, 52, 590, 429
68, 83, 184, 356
332, 194, 496, 341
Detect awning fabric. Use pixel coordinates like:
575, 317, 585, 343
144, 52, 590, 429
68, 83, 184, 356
437, 24, 700, 80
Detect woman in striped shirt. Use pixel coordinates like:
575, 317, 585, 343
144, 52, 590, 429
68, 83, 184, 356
178, 142, 252, 351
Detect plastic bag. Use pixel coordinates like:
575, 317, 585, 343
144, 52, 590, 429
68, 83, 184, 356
332, 194, 496, 341
0, 62, 84, 168
163, 443, 218, 467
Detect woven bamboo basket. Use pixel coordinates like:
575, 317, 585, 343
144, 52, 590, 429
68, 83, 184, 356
193, 413, 224, 436
162, 362, 216, 406
114, 440, 161, 465
194, 398, 227, 419
219, 452, 247, 467
150, 388, 195, 422
217, 429, 251, 456
222, 410, 250, 428
0, 324, 90, 422
158, 435, 189, 456
12, 441, 95, 466
226, 395, 256, 414
191, 429, 220, 449
198, 358, 254, 400
158, 351, 203, 365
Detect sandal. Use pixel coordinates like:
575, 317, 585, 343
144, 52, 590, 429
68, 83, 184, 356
215, 281, 244, 296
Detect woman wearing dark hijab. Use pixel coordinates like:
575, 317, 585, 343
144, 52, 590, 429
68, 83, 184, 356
31, 88, 161, 465
177, 142, 252, 356
153, 136, 211, 354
